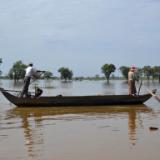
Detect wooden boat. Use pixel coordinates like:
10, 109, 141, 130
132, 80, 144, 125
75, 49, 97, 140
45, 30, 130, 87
0, 87, 156, 107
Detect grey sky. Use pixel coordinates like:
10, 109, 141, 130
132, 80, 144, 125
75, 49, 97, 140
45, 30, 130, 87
0, 0, 160, 76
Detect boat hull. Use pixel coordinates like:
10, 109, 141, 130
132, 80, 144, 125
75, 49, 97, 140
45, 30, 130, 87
0, 88, 153, 107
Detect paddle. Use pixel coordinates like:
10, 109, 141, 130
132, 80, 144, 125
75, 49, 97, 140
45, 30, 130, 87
137, 79, 142, 95
147, 89, 160, 102
3, 89, 35, 94
136, 78, 159, 102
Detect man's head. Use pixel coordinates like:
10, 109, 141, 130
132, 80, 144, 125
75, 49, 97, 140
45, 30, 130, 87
29, 63, 33, 67
130, 66, 136, 72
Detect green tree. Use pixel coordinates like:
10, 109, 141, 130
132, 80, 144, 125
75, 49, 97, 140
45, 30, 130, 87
142, 66, 152, 81
0, 58, 2, 76
119, 66, 130, 80
43, 71, 53, 79
8, 60, 27, 82
101, 63, 116, 83
135, 68, 143, 81
152, 66, 160, 82
58, 67, 73, 81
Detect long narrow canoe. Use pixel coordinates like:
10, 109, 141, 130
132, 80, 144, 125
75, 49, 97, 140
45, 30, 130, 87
0, 87, 155, 107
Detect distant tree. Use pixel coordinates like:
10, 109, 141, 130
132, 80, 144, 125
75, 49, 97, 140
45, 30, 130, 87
101, 63, 116, 83
142, 66, 152, 81
0, 58, 2, 76
119, 66, 130, 80
95, 74, 100, 80
74, 76, 84, 81
152, 66, 160, 83
43, 71, 53, 79
8, 60, 27, 82
58, 67, 73, 81
135, 68, 143, 81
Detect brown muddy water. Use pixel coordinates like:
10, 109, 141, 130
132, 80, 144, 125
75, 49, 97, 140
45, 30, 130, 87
0, 80, 160, 160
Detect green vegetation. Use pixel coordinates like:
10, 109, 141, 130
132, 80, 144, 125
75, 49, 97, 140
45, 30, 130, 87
0, 60, 160, 83
58, 67, 73, 81
43, 71, 53, 79
142, 66, 152, 81
101, 64, 116, 83
142, 66, 160, 82
0, 58, 2, 76
119, 66, 130, 80
8, 60, 27, 82
7, 60, 54, 82
152, 66, 160, 82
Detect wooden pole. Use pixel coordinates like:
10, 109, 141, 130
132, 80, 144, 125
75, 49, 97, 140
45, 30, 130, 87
137, 80, 142, 95
147, 89, 160, 102
4, 89, 35, 94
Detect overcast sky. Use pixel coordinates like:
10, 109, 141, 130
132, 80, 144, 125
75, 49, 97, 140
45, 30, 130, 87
0, 0, 160, 76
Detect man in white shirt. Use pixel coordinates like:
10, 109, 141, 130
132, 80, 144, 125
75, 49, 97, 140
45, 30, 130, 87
20, 63, 44, 97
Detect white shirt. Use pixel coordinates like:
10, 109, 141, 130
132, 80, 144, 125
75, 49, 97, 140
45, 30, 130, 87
25, 66, 37, 77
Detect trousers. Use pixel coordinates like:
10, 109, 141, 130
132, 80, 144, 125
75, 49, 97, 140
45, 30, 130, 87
20, 76, 31, 97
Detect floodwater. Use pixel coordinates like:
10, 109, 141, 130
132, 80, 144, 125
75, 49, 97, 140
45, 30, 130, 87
0, 79, 160, 160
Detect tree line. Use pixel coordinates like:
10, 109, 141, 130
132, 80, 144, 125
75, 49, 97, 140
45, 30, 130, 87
0, 58, 2, 76
0, 59, 160, 83
119, 66, 160, 82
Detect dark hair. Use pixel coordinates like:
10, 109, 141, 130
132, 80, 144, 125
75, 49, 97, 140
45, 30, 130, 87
29, 63, 33, 66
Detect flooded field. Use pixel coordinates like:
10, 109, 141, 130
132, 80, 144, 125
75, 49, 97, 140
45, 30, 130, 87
0, 79, 160, 160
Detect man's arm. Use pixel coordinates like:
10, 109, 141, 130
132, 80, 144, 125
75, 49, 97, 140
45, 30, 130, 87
37, 70, 46, 73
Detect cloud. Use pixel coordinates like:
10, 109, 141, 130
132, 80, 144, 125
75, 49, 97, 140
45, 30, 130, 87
0, 0, 160, 76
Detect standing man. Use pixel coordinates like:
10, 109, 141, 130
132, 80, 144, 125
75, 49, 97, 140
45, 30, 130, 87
20, 63, 44, 97
128, 66, 137, 95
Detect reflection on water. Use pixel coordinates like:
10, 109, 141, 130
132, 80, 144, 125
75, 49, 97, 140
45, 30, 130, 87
60, 81, 73, 88
102, 82, 116, 95
0, 80, 160, 160
3, 105, 152, 159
